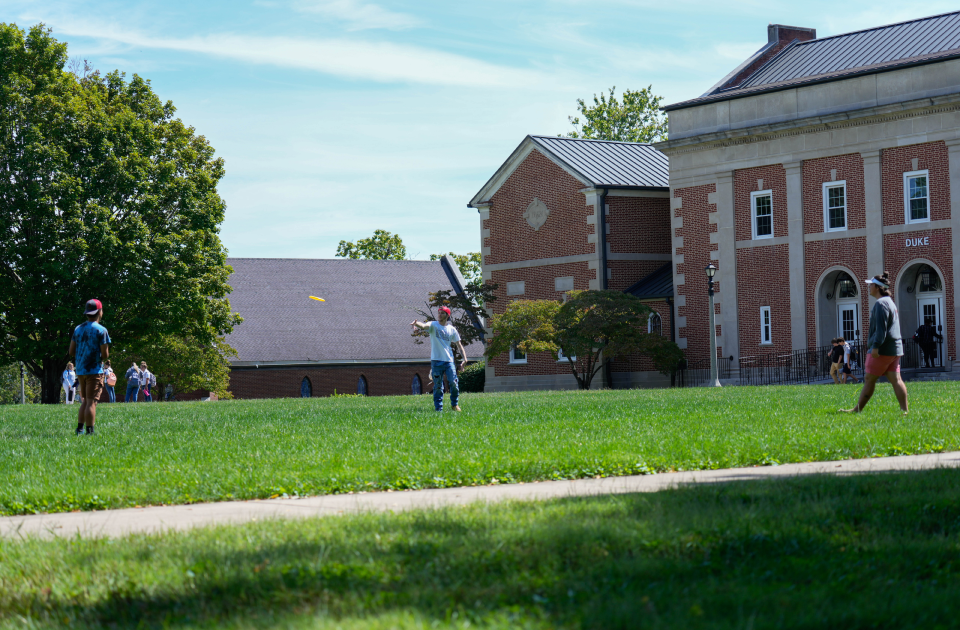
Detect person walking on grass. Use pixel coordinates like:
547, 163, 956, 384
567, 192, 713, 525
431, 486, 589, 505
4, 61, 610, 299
411, 306, 467, 412
62, 362, 77, 404
842, 272, 907, 414
840, 337, 860, 385
828, 338, 842, 384
68, 299, 111, 435
140, 362, 153, 402
125, 361, 141, 402
103, 360, 117, 403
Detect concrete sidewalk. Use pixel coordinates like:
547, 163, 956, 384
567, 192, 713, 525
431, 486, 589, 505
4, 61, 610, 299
3, 451, 959, 540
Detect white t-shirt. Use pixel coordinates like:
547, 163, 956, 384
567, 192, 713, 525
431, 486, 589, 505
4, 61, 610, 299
428, 321, 461, 363
843, 343, 852, 364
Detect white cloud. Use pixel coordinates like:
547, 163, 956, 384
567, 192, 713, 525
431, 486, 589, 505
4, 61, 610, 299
45, 18, 546, 87
293, 0, 423, 31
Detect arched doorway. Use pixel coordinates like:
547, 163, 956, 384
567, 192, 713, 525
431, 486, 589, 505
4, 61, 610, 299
897, 262, 946, 366
816, 269, 861, 346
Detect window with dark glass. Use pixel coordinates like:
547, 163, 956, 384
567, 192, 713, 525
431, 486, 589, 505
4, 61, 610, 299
753, 193, 773, 238
648, 312, 663, 337
906, 173, 929, 222
357, 375, 368, 396
300, 377, 312, 398
836, 272, 857, 299
917, 265, 943, 292
826, 184, 846, 230
411, 374, 422, 395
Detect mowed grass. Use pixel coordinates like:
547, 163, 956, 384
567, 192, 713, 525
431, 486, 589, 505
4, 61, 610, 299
1, 383, 959, 516
2, 469, 960, 629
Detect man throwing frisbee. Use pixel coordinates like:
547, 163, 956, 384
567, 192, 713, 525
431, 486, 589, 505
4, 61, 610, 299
411, 306, 466, 412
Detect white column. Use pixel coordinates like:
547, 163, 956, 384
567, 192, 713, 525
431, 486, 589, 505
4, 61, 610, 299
785, 162, 807, 350
862, 150, 884, 309
714, 172, 739, 362
946, 140, 960, 362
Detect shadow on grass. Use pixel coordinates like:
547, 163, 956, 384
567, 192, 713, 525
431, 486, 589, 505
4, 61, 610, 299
5, 469, 960, 629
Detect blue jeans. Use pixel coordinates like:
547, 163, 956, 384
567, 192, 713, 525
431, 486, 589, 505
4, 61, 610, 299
431, 360, 459, 411
106, 386, 115, 403
126, 385, 139, 402
144, 387, 152, 402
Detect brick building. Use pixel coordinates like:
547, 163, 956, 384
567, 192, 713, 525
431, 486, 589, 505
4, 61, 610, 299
224, 257, 480, 398
473, 12, 960, 389
468, 135, 673, 391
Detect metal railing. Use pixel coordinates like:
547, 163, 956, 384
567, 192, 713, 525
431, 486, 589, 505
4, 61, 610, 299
902, 325, 945, 370
738, 343, 866, 386
674, 356, 733, 388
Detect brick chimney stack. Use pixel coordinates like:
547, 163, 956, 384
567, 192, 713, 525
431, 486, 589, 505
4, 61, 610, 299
767, 24, 817, 45
714, 23, 818, 92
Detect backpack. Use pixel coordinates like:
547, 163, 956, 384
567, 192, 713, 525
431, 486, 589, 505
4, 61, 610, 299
847, 345, 859, 364
149, 373, 157, 387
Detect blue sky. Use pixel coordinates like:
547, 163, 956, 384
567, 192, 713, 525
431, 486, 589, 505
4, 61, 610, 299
5, 0, 958, 259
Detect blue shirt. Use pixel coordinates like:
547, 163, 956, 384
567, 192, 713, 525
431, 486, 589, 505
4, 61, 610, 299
73, 321, 111, 375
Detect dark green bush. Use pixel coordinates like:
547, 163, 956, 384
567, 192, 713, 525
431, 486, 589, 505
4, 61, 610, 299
458, 361, 485, 392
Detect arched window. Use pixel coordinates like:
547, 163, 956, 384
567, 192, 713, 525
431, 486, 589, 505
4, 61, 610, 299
648, 312, 663, 336
917, 264, 943, 293
300, 377, 312, 398
411, 374, 422, 395
357, 375, 368, 396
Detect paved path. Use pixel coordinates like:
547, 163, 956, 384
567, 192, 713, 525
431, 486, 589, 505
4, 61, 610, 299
3, 451, 959, 540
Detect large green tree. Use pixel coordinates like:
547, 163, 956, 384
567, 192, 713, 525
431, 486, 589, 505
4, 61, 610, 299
336, 229, 407, 260
111, 334, 237, 400
566, 86, 668, 143
0, 24, 240, 403
488, 290, 683, 389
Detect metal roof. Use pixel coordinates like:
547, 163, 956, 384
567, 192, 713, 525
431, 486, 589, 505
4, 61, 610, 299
225, 258, 478, 364
624, 264, 674, 300
666, 10, 960, 111
528, 135, 669, 189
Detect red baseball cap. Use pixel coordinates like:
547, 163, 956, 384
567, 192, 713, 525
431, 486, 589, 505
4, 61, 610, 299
84, 299, 102, 315
438, 306, 451, 317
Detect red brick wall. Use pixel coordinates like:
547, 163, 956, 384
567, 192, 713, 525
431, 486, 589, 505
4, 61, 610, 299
610, 299, 673, 372
484, 149, 593, 265
489, 261, 592, 377
884, 228, 955, 359
674, 183, 719, 361
736, 244, 791, 356
735, 165, 787, 241
803, 238, 869, 349
803, 153, 866, 234
606, 196, 671, 255
608, 260, 667, 292
881, 141, 950, 226
229, 364, 433, 399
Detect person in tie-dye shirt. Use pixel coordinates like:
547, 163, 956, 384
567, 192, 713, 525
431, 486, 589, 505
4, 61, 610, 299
68, 299, 111, 435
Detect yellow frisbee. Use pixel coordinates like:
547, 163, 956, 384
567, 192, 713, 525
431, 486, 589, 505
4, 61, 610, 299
309, 296, 325, 302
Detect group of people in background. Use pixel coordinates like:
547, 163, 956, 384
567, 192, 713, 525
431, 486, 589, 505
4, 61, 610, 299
828, 337, 860, 385
61, 357, 155, 404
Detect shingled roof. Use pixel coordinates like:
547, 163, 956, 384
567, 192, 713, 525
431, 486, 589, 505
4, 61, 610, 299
666, 11, 960, 111
225, 258, 479, 365
468, 135, 668, 207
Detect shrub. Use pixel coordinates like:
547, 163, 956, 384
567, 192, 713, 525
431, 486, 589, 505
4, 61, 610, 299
459, 361, 485, 393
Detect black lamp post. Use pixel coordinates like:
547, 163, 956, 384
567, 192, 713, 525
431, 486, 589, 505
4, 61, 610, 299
705, 264, 721, 387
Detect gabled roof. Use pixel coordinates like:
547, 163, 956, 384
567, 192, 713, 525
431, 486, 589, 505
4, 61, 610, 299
225, 257, 478, 365
468, 135, 668, 207
666, 11, 960, 111
624, 264, 674, 300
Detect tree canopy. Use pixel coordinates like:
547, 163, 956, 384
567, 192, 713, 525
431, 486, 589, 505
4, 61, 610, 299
336, 229, 407, 260
566, 86, 668, 143
487, 290, 683, 389
0, 23, 240, 402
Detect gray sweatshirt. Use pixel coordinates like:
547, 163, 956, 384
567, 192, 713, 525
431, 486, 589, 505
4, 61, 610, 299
867, 296, 903, 357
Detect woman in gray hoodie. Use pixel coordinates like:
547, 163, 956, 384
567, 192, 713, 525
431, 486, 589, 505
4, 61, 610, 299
842, 271, 908, 414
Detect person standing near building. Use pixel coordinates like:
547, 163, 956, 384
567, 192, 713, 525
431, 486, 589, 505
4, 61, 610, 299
828, 339, 842, 384
62, 362, 77, 404
410, 306, 467, 411
914, 317, 943, 368
68, 299, 110, 435
103, 360, 117, 403
842, 273, 907, 414
839, 337, 860, 385
140, 362, 153, 402
125, 362, 141, 402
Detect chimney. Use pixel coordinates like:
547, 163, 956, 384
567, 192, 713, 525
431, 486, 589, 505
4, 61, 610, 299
767, 24, 817, 46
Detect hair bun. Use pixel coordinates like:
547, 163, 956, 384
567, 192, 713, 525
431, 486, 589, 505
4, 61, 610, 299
881, 271, 890, 282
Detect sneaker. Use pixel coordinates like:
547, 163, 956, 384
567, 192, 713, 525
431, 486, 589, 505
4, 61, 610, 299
75, 428, 83, 436
85, 427, 95, 436
453, 405, 462, 412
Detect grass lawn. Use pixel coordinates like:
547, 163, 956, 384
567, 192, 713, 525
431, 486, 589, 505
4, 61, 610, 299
2, 383, 959, 516
2, 469, 959, 629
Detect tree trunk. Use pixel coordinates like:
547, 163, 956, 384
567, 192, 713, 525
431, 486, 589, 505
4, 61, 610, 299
39, 358, 67, 404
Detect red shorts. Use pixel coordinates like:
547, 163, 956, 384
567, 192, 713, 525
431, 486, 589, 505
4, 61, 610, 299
865, 353, 900, 376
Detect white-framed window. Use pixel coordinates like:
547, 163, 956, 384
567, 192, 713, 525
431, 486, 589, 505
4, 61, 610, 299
509, 345, 527, 364
557, 348, 576, 362
822, 181, 846, 232
760, 306, 772, 345
751, 190, 774, 239
904, 170, 930, 224
647, 312, 663, 336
